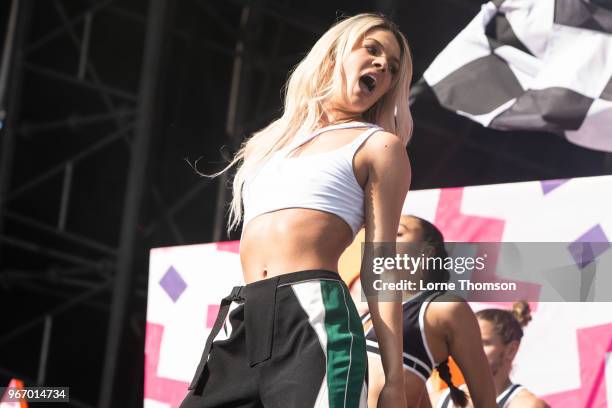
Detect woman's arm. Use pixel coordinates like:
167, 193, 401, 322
437, 300, 497, 408
362, 131, 411, 407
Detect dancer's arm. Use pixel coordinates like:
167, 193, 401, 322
438, 299, 497, 408
362, 131, 410, 407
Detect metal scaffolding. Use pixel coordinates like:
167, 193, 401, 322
0, 0, 340, 405
0, 0, 170, 406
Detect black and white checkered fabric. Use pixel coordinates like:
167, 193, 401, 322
422, 0, 612, 152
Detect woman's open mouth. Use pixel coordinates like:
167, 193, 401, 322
359, 74, 377, 94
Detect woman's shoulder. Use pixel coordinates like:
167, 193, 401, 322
364, 128, 404, 149
359, 128, 408, 165
510, 389, 550, 408
426, 295, 474, 326
427, 293, 469, 312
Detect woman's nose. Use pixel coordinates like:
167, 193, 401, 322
373, 58, 388, 72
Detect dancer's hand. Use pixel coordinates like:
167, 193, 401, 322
377, 381, 405, 408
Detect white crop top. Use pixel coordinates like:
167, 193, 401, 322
242, 122, 383, 236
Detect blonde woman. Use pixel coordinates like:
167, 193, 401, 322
180, 13, 413, 408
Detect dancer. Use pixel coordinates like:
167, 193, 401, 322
432, 302, 549, 408
180, 13, 413, 408
356, 215, 497, 408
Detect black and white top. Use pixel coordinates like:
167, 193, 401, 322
437, 383, 525, 408
364, 290, 446, 383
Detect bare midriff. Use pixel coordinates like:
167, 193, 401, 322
240, 208, 355, 284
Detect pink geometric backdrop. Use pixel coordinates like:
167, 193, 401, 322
145, 175, 612, 407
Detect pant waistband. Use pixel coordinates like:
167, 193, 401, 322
219, 270, 342, 303
251, 269, 342, 288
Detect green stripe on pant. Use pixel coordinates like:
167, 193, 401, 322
321, 280, 367, 407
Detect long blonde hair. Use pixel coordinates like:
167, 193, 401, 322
213, 13, 413, 231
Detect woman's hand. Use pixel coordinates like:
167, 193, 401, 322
377, 380, 406, 408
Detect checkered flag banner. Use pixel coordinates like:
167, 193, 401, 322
420, 0, 612, 152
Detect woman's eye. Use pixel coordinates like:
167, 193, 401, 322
390, 66, 399, 75
366, 45, 377, 54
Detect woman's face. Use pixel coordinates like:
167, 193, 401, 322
478, 319, 505, 376
330, 28, 401, 115
397, 216, 424, 243
478, 318, 518, 377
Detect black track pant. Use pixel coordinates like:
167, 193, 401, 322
179, 270, 368, 408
